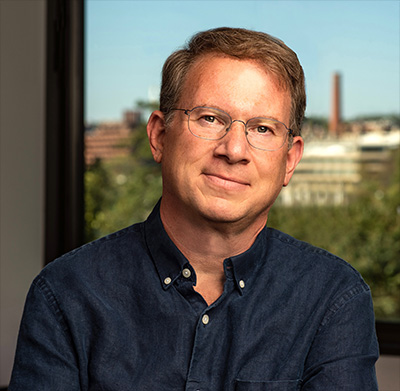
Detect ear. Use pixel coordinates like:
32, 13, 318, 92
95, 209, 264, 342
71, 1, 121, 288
147, 110, 166, 163
283, 136, 304, 187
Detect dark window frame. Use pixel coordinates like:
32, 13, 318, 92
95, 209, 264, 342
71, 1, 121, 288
45, 0, 84, 264
45, 0, 399, 356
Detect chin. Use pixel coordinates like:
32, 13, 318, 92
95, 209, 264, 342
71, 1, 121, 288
198, 199, 253, 225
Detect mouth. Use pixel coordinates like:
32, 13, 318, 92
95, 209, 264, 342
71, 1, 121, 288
203, 173, 250, 191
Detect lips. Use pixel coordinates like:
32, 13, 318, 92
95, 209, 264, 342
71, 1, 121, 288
203, 172, 250, 190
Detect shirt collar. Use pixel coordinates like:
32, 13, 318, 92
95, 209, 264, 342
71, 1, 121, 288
144, 200, 195, 290
226, 226, 268, 295
144, 200, 268, 294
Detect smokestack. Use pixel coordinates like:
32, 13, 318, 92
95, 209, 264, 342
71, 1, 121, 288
329, 72, 341, 136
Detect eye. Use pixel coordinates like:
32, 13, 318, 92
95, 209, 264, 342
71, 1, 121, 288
203, 115, 216, 123
197, 112, 225, 127
247, 119, 280, 136
256, 125, 272, 134
191, 107, 230, 129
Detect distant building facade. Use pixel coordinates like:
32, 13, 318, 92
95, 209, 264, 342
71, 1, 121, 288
279, 126, 399, 206
279, 70, 400, 207
85, 110, 141, 165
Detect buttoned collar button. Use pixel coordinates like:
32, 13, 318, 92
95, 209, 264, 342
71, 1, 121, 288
182, 268, 191, 278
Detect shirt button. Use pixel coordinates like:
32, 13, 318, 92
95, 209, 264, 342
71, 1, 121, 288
239, 280, 245, 289
182, 268, 191, 278
164, 277, 172, 285
202, 314, 209, 325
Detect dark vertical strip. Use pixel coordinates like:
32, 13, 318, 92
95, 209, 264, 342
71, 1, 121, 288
376, 321, 400, 356
45, 0, 84, 265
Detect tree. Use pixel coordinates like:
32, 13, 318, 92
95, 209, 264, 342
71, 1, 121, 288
84, 117, 162, 241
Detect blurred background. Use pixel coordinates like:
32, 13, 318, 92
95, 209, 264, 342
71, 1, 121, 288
1, 0, 399, 388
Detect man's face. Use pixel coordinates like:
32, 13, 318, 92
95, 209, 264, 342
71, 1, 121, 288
148, 54, 303, 231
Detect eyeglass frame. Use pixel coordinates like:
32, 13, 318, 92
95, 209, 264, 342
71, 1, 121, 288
170, 106, 294, 151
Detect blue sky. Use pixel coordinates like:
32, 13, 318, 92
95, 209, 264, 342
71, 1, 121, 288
85, 0, 399, 123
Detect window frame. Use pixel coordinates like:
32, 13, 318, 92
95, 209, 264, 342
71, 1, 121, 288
45, 0, 85, 264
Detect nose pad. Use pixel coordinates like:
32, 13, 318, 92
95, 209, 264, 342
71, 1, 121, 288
231, 119, 246, 128
226, 119, 246, 134
226, 120, 248, 143
217, 119, 250, 162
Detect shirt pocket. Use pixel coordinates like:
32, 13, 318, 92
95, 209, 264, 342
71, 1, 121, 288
235, 380, 301, 390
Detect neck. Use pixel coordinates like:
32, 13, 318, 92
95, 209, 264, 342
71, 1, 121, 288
159, 199, 267, 304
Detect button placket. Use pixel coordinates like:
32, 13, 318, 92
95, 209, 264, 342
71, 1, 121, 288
185, 311, 213, 390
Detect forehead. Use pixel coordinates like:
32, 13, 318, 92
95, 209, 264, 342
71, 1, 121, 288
179, 54, 291, 120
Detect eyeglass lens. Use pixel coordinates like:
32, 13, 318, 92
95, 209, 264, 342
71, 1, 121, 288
187, 107, 289, 151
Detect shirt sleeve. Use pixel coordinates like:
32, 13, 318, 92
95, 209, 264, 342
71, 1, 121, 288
301, 282, 379, 390
9, 276, 81, 391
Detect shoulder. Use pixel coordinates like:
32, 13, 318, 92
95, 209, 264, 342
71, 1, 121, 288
266, 227, 362, 274
38, 222, 147, 287
262, 228, 375, 336
264, 227, 369, 296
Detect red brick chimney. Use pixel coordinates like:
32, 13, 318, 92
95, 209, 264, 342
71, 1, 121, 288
329, 72, 341, 136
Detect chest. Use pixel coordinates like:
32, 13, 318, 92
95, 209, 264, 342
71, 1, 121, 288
72, 277, 321, 390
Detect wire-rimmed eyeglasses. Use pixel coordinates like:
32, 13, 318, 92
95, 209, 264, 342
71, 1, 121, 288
172, 106, 293, 151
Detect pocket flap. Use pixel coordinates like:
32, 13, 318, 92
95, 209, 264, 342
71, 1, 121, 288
235, 379, 300, 390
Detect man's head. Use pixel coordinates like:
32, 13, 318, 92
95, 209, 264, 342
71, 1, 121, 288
147, 27, 305, 233
160, 27, 306, 136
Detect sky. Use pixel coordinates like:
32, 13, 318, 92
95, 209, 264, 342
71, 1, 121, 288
85, 0, 400, 123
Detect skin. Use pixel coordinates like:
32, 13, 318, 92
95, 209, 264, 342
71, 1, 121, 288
147, 54, 304, 304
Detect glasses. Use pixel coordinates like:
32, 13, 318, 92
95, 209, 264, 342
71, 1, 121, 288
172, 106, 293, 151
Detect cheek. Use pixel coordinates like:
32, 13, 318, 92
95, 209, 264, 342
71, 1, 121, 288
256, 154, 287, 188
161, 133, 197, 180
166, 129, 211, 167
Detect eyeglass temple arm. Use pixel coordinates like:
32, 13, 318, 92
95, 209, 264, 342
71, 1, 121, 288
171, 108, 190, 116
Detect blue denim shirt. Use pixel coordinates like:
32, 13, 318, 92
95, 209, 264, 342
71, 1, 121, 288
10, 202, 378, 390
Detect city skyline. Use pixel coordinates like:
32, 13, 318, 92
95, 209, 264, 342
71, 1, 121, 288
85, 0, 399, 123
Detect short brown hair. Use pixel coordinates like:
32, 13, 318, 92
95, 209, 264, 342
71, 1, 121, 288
160, 27, 306, 136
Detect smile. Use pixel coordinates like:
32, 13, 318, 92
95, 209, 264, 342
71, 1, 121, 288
203, 173, 250, 191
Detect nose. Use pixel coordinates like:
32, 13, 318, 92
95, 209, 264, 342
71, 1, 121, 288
213, 120, 250, 164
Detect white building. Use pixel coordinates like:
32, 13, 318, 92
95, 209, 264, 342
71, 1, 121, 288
279, 130, 400, 206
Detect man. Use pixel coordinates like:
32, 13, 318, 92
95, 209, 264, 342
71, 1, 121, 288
10, 27, 378, 390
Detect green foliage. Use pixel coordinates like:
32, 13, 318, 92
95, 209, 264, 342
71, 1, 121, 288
303, 116, 328, 128
84, 121, 162, 242
85, 159, 113, 242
